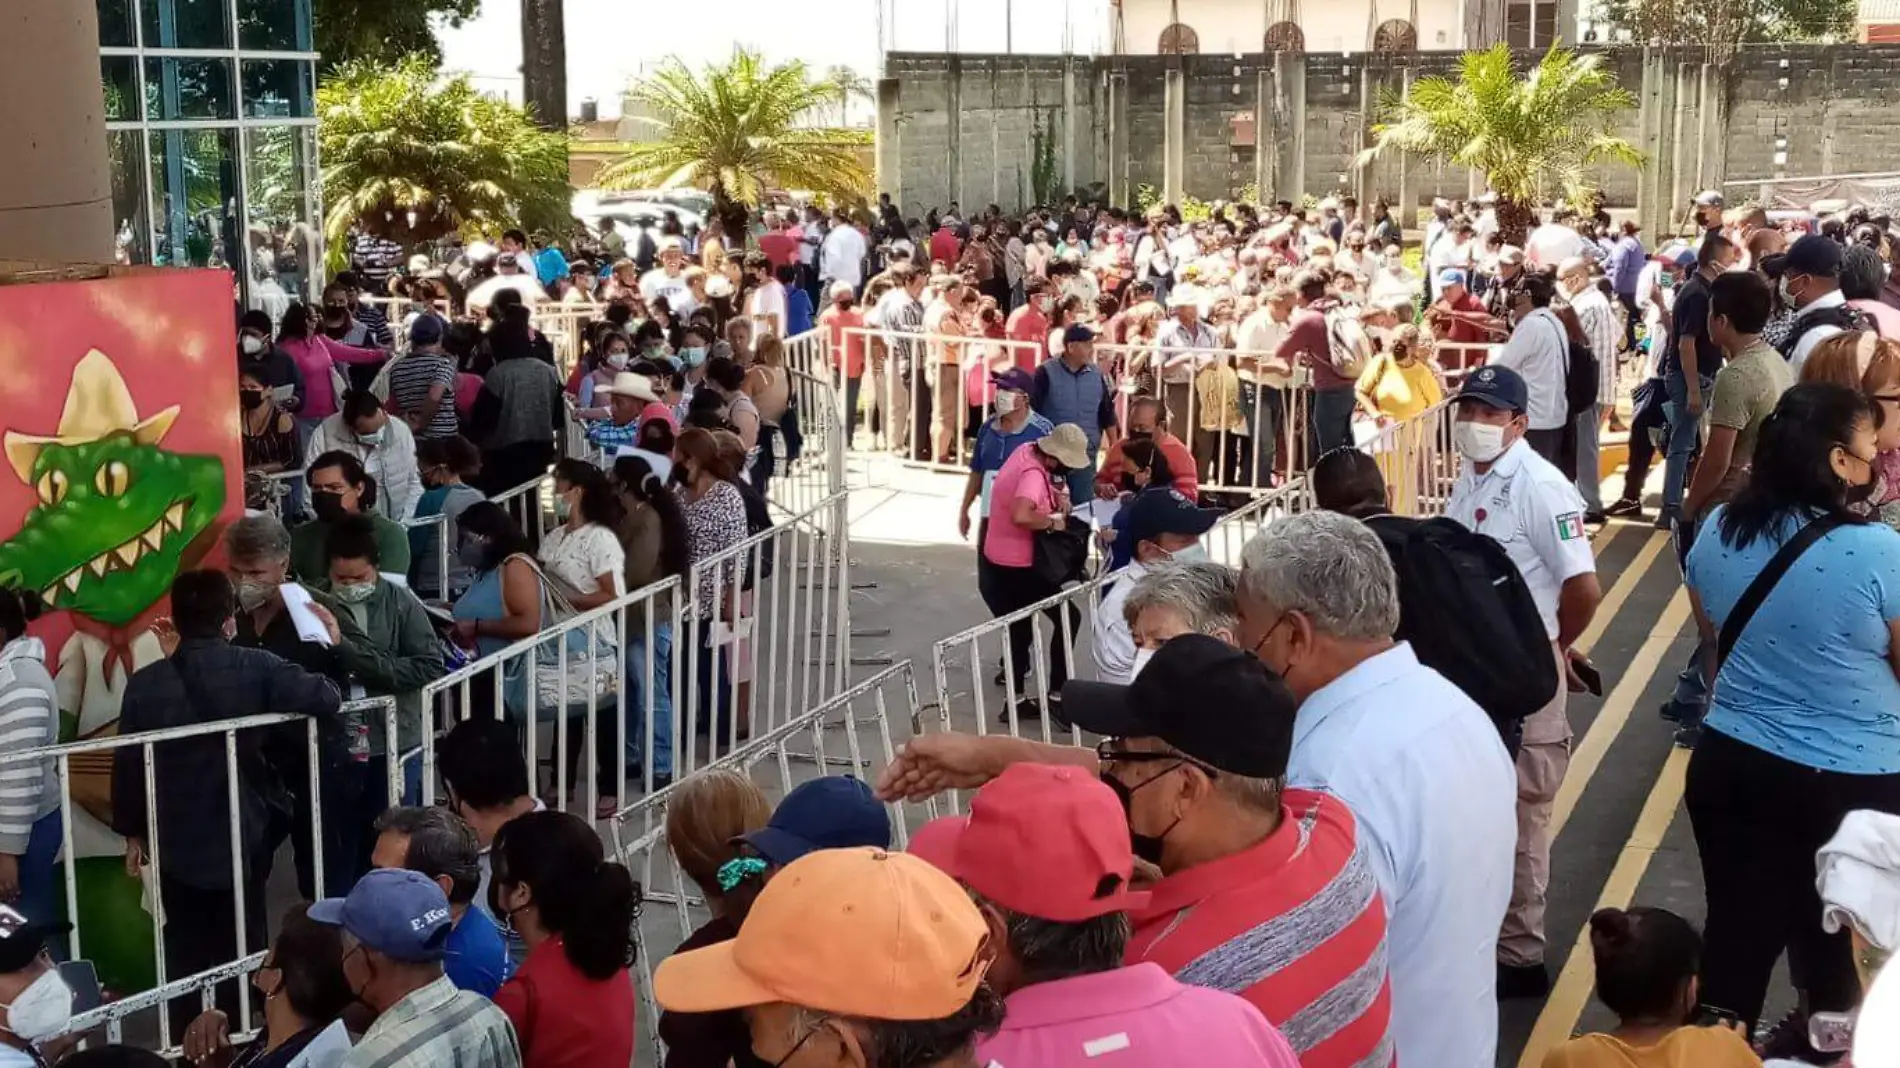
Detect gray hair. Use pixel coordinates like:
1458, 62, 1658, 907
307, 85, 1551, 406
988, 899, 1130, 986
1238, 511, 1399, 642
223, 514, 292, 563
1842, 245, 1887, 302
1122, 559, 1239, 635
372, 805, 482, 906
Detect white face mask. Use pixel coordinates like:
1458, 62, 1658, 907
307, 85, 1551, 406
605, 350, 630, 370
1161, 542, 1209, 564
1454, 420, 1509, 463
993, 391, 1020, 415
1129, 646, 1156, 680
240, 335, 266, 356
2, 969, 73, 1043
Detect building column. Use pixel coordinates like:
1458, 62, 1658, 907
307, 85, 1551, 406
1634, 48, 1666, 239
1108, 70, 1130, 208
1282, 52, 1308, 201
1163, 66, 1186, 205
1255, 67, 1275, 203
1697, 63, 1728, 195
876, 78, 902, 206
1062, 57, 1078, 198
0, 4, 113, 264
947, 56, 964, 208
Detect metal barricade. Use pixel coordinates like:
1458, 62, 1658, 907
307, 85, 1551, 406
842, 327, 1045, 473
1431, 341, 1499, 387
19, 697, 400, 1053
678, 492, 852, 774
1362, 398, 1460, 518
607, 661, 922, 1063
401, 512, 452, 600
532, 302, 606, 379
491, 470, 559, 543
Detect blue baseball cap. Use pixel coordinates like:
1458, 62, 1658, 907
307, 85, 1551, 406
742, 776, 891, 867
1453, 364, 1529, 413
1125, 487, 1221, 543
1062, 324, 1096, 345
1436, 267, 1468, 289
408, 313, 445, 347
309, 868, 453, 963
991, 367, 1035, 394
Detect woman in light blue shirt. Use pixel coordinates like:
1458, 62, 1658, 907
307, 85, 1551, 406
1683, 382, 1900, 1046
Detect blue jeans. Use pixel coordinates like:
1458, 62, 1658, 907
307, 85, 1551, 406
1661, 371, 1713, 518
1309, 386, 1357, 462
18, 809, 61, 955
624, 623, 674, 779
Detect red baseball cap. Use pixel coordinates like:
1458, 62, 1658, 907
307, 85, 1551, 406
914, 763, 1150, 923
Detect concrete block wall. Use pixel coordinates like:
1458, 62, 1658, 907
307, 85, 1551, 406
883, 43, 1900, 218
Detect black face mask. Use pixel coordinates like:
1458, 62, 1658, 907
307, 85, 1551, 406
311, 490, 350, 522
1127, 428, 1153, 442
1102, 768, 1182, 867
239, 390, 266, 411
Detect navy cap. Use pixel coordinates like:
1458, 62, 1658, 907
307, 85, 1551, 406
1454, 364, 1529, 413
991, 367, 1034, 394
309, 868, 453, 963
408, 313, 445, 347
742, 776, 891, 867
1125, 487, 1220, 544
1062, 324, 1096, 345
1785, 233, 1844, 278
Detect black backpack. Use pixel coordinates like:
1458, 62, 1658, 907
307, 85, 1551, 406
1366, 514, 1559, 729
1565, 336, 1599, 417
1776, 303, 1873, 360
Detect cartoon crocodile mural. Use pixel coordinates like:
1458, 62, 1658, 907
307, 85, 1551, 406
0, 348, 227, 991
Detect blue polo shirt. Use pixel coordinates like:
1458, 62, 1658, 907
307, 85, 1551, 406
443, 903, 513, 997
971, 411, 1053, 518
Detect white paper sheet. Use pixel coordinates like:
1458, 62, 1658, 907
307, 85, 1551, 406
279, 582, 333, 646
1073, 498, 1122, 530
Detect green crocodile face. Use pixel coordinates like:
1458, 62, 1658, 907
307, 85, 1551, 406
0, 434, 226, 627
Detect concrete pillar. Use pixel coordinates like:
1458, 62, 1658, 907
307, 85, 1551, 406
1697, 63, 1728, 194
1163, 66, 1186, 205
1062, 58, 1078, 198
1255, 67, 1274, 203
1108, 71, 1130, 208
1668, 60, 1696, 231
0, 3, 113, 264
947, 57, 963, 208
1353, 62, 1376, 211
876, 78, 902, 206
1396, 67, 1418, 234
989, 64, 1001, 209
1634, 49, 1666, 240
1283, 52, 1308, 201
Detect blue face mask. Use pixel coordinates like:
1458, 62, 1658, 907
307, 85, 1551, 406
680, 346, 708, 369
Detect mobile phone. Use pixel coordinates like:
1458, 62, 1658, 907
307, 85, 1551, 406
1569, 655, 1604, 697
59, 960, 101, 1015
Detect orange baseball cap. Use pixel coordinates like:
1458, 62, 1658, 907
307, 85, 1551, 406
653, 847, 991, 1020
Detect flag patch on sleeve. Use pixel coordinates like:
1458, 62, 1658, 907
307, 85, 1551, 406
1556, 512, 1585, 541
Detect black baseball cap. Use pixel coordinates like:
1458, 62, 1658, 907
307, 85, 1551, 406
1125, 487, 1221, 544
0, 904, 67, 972
1060, 635, 1297, 778
1785, 233, 1844, 278
1453, 364, 1529, 413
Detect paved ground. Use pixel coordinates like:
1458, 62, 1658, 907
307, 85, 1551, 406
839, 450, 1767, 1068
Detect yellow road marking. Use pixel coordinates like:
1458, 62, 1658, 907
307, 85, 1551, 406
1574, 531, 1670, 656
1551, 587, 1692, 842
1518, 747, 1692, 1067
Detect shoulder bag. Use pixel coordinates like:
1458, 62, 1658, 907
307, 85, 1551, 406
1715, 514, 1848, 672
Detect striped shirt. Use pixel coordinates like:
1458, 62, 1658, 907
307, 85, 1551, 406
386, 352, 460, 439
0, 638, 57, 854
1126, 789, 1394, 1068
342, 975, 521, 1068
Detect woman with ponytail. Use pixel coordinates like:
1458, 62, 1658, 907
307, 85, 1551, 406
490, 810, 638, 1068
0, 588, 58, 931
1540, 907, 1756, 1067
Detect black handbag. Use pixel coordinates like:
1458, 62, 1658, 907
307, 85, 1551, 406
1032, 515, 1091, 588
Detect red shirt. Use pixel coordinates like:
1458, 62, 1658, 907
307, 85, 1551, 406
1126, 789, 1394, 1068
758, 231, 798, 269
494, 937, 635, 1068
930, 227, 962, 266
1431, 291, 1493, 345
1095, 432, 1199, 499
819, 305, 867, 379
1005, 305, 1049, 372
1280, 305, 1352, 390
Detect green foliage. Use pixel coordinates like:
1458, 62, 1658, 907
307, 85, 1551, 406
313, 0, 479, 71
597, 48, 871, 229
317, 56, 571, 253
1030, 111, 1061, 207
1362, 44, 1643, 215
1592, 0, 1853, 47
822, 65, 875, 126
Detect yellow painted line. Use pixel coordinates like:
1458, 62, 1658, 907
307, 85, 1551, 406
1574, 530, 1670, 657
1518, 747, 1692, 1068
1551, 587, 1691, 842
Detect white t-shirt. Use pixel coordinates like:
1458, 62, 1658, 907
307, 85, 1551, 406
538, 523, 627, 599
1524, 223, 1591, 271
1234, 308, 1294, 387
1492, 308, 1571, 430
821, 225, 868, 289
639, 268, 691, 312
746, 280, 789, 337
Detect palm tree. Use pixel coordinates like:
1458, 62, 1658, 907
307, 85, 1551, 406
318, 55, 570, 255
595, 49, 872, 240
822, 65, 874, 126
1360, 43, 1643, 245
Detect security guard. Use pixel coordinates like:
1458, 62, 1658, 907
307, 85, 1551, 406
1444, 364, 1603, 1001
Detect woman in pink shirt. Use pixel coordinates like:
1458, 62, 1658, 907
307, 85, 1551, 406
276, 302, 386, 424
979, 425, 1089, 714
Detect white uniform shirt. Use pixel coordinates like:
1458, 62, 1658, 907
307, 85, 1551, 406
821, 225, 868, 290
1290, 643, 1517, 1068
1789, 289, 1850, 372
1491, 308, 1570, 430
1091, 561, 1149, 684
1445, 437, 1595, 640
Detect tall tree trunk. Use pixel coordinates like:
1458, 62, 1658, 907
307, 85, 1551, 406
712, 182, 751, 254
1495, 193, 1536, 248
520, 0, 567, 132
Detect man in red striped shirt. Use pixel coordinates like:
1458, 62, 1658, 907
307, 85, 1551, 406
885, 635, 1395, 1068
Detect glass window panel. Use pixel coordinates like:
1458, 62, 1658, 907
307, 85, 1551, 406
108, 130, 151, 266
148, 129, 241, 271
101, 57, 140, 122
144, 58, 235, 121
238, 0, 312, 51
243, 126, 318, 308
242, 60, 315, 118
97, 0, 136, 47
141, 0, 232, 49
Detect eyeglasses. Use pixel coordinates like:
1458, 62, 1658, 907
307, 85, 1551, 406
1094, 740, 1219, 779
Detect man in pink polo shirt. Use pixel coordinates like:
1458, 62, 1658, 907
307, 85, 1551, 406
910, 763, 1301, 1067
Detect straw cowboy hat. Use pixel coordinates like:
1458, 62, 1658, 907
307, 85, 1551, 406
5, 349, 180, 483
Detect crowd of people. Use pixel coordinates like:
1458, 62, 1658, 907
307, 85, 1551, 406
9, 183, 1900, 1068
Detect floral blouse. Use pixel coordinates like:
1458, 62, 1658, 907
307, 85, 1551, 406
677, 480, 748, 616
